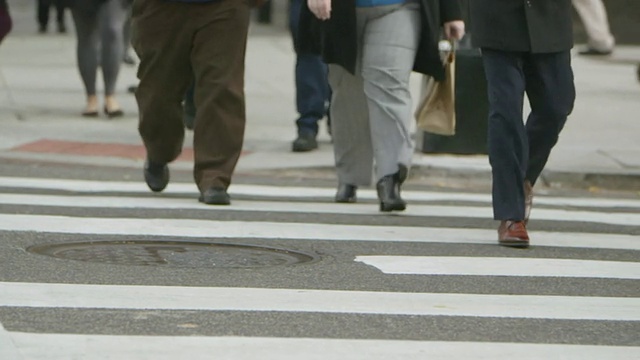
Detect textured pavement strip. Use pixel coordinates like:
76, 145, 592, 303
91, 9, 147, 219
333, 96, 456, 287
1, 176, 640, 209
355, 256, 640, 279
0, 193, 638, 226
0, 214, 639, 250
6, 335, 640, 360
1, 282, 638, 321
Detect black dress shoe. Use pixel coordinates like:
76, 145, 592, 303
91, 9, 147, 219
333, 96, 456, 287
335, 184, 357, 203
144, 159, 169, 192
578, 47, 612, 56
199, 187, 231, 205
376, 165, 408, 212
292, 133, 318, 152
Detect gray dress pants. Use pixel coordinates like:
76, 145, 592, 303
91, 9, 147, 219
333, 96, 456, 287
329, 2, 420, 186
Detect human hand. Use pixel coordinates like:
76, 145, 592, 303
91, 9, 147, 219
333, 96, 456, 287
307, 0, 331, 20
444, 20, 465, 41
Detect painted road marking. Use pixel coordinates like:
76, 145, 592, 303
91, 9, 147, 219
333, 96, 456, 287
6, 335, 639, 360
0, 214, 638, 250
1, 282, 638, 321
1, 176, 639, 209
355, 256, 640, 279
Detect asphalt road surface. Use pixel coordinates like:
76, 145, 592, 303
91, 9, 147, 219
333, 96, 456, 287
0, 161, 639, 359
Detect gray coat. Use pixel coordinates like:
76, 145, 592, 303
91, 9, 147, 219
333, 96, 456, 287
469, 0, 573, 53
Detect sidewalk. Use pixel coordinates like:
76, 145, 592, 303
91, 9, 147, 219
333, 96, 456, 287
1, 1, 639, 191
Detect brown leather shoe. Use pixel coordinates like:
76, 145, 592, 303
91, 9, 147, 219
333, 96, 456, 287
498, 220, 530, 248
524, 180, 533, 225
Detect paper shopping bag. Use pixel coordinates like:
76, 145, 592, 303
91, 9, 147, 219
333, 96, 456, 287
414, 51, 456, 136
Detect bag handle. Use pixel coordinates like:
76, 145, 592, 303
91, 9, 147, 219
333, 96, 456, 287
439, 39, 457, 65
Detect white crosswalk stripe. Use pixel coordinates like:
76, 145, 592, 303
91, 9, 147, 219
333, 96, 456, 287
356, 256, 640, 279
1, 177, 639, 359
8, 335, 638, 360
0, 282, 638, 320
1, 193, 639, 225
1, 176, 639, 208
1, 214, 639, 250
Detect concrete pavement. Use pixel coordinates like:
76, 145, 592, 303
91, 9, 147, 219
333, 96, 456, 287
1, 0, 639, 191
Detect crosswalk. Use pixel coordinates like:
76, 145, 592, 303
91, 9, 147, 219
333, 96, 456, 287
0, 175, 639, 359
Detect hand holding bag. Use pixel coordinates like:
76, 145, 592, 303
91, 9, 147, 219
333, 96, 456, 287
414, 41, 456, 136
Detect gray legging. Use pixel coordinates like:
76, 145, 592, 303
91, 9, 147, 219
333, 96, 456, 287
71, 0, 128, 96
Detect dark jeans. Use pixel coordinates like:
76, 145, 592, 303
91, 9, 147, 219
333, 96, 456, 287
482, 49, 575, 220
289, 0, 330, 136
132, 0, 250, 191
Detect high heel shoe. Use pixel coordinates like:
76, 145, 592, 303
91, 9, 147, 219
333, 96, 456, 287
104, 106, 124, 119
376, 165, 408, 212
335, 184, 357, 203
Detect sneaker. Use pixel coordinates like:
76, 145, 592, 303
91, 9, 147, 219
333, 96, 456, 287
292, 133, 318, 152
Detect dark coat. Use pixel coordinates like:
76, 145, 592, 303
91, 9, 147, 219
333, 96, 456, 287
299, 0, 463, 81
469, 0, 573, 53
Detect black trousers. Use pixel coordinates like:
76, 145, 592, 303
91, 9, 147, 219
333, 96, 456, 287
481, 49, 575, 220
37, 0, 66, 28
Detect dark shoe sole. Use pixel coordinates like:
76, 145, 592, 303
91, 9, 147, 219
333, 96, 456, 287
499, 238, 530, 249
380, 202, 406, 212
81, 111, 99, 117
198, 193, 231, 205
104, 107, 124, 119
292, 144, 318, 152
578, 49, 612, 56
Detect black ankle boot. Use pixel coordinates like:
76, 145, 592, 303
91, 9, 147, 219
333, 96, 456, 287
376, 165, 407, 212
335, 184, 357, 203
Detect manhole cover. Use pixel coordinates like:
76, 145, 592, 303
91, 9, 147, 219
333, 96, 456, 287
28, 241, 317, 268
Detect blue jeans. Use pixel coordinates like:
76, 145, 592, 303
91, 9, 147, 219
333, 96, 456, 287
289, 0, 330, 136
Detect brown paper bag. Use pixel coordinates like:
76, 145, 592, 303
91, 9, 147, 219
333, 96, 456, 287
414, 51, 456, 136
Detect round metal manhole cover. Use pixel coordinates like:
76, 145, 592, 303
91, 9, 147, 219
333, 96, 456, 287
27, 241, 317, 268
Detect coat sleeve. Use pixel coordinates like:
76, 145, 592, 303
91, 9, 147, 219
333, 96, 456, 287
439, 0, 463, 23
297, 2, 322, 55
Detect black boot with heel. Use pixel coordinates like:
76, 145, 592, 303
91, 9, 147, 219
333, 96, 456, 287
376, 164, 407, 212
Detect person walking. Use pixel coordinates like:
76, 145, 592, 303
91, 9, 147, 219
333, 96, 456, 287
469, 0, 576, 248
131, 0, 252, 205
70, 0, 130, 118
572, 0, 615, 55
301, 0, 465, 211
37, 0, 68, 33
289, 0, 331, 152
